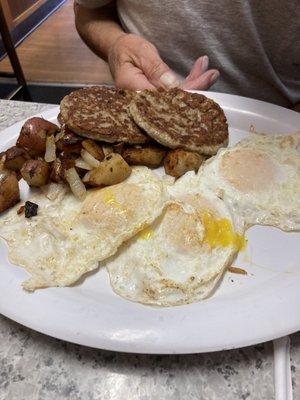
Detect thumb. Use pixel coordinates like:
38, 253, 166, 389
139, 47, 180, 88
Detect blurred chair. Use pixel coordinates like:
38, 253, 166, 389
0, 3, 31, 100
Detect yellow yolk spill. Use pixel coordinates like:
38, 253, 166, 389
103, 189, 122, 210
138, 225, 154, 240
201, 212, 246, 251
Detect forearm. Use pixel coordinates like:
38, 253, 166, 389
74, 2, 217, 90
74, 2, 125, 61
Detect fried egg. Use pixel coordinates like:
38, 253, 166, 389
198, 133, 300, 231
104, 178, 245, 306
0, 167, 168, 291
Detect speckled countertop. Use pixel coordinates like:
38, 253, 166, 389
0, 99, 299, 400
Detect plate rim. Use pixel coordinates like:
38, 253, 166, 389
0, 92, 299, 354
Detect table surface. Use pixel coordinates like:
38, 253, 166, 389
0, 99, 299, 400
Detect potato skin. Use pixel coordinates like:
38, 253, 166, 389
122, 146, 166, 168
50, 158, 64, 183
112, 143, 125, 154
17, 117, 59, 157
56, 127, 82, 154
51, 152, 81, 183
0, 170, 20, 213
4, 146, 29, 171
163, 149, 204, 178
21, 159, 50, 187
59, 152, 77, 170
83, 153, 131, 187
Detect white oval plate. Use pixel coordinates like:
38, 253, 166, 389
0, 92, 299, 354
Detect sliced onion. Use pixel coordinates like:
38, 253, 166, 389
81, 149, 100, 168
55, 130, 65, 142
75, 157, 93, 170
102, 145, 113, 156
45, 135, 56, 162
64, 167, 86, 200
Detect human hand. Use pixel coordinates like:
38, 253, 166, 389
108, 33, 219, 90
179, 56, 220, 91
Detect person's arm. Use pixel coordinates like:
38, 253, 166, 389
74, 2, 219, 90
74, 2, 123, 61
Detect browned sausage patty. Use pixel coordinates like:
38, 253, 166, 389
130, 88, 228, 155
60, 86, 149, 144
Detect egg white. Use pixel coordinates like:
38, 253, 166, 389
0, 167, 168, 291
104, 179, 244, 306
198, 133, 300, 231
1, 132, 298, 305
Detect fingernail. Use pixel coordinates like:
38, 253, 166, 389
160, 71, 179, 87
210, 71, 220, 85
200, 56, 209, 74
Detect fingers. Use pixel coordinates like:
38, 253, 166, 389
180, 69, 220, 90
185, 56, 209, 82
137, 43, 180, 88
109, 34, 179, 90
181, 55, 220, 90
114, 63, 156, 90
109, 33, 220, 91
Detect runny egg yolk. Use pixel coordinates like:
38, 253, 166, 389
201, 212, 246, 251
138, 225, 155, 240
103, 189, 122, 210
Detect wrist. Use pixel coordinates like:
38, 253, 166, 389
102, 31, 127, 60
108, 33, 137, 74
108, 33, 144, 63
107, 33, 136, 58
